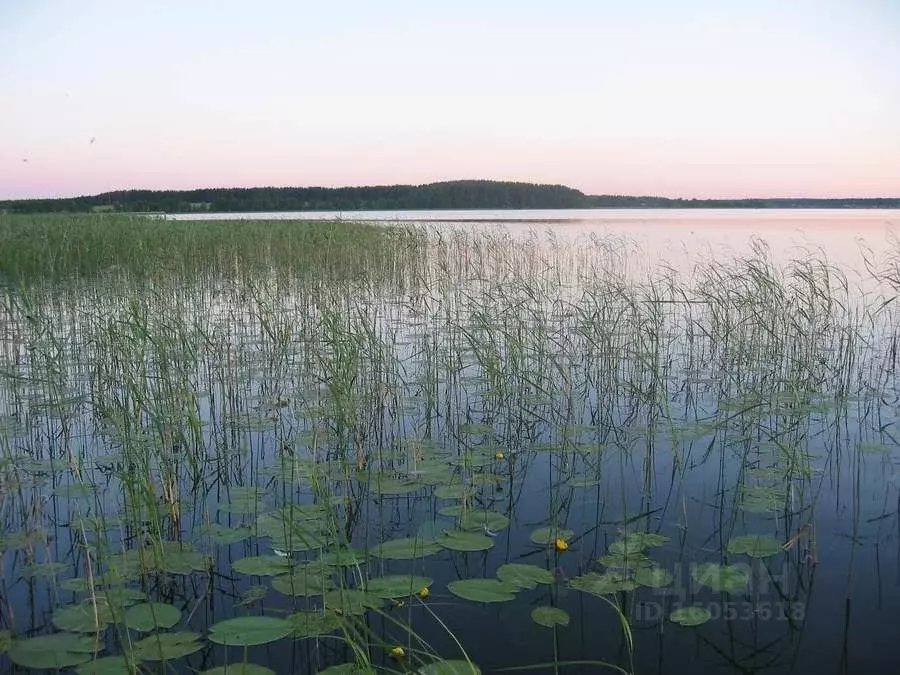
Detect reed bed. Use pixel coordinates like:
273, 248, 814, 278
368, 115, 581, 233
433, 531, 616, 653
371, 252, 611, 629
0, 214, 897, 674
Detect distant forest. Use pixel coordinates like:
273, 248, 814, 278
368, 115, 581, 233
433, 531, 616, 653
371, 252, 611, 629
2, 180, 898, 214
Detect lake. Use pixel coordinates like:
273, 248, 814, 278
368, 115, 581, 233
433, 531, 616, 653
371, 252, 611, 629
1, 209, 900, 675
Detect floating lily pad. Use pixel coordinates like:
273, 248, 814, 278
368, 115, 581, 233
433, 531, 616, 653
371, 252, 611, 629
530, 527, 574, 546
124, 603, 181, 632
692, 563, 749, 594
569, 572, 636, 595
448, 579, 517, 603
132, 631, 203, 660
52, 602, 115, 633
199, 523, 252, 545
371, 537, 441, 559
76, 654, 142, 675
208, 616, 293, 646
434, 484, 474, 500
317, 664, 375, 674
670, 606, 712, 626
319, 547, 368, 567
201, 665, 276, 675
531, 606, 570, 628
437, 531, 494, 552
232, 555, 293, 576
496, 564, 554, 590
271, 571, 334, 597
366, 575, 433, 599
726, 534, 782, 558
457, 510, 510, 532
323, 589, 382, 615
635, 566, 674, 588
8, 633, 97, 670
418, 661, 482, 675
287, 611, 342, 638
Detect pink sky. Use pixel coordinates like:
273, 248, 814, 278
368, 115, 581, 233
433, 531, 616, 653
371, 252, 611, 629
2, 1, 899, 200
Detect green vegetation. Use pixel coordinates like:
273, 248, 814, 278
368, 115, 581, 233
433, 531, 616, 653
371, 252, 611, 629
2, 179, 898, 213
0, 214, 897, 673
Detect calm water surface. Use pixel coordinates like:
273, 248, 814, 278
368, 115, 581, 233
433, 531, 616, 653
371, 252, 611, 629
2, 209, 900, 675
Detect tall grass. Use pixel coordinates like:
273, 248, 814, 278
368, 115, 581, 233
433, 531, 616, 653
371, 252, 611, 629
0, 215, 897, 673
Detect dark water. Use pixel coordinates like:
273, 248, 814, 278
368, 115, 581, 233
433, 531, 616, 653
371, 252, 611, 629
1, 214, 900, 674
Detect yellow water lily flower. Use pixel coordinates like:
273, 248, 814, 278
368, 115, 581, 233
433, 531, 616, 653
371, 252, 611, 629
555, 538, 569, 552
495, 451, 505, 460
390, 646, 406, 659
417, 586, 430, 599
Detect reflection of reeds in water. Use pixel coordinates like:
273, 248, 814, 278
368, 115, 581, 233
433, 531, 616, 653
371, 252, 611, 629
0, 214, 897, 673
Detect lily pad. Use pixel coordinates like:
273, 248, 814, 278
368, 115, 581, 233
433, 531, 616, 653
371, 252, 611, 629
208, 616, 293, 646
530, 527, 574, 546
496, 564, 554, 590
323, 589, 382, 615
434, 484, 473, 500
271, 571, 334, 597
726, 534, 782, 558
670, 606, 712, 626
531, 606, 570, 628
132, 631, 203, 660
437, 531, 495, 552
232, 555, 293, 576
458, 510, 510, 532
319, 547, 368, 567
635, 566, 674, 588
287, 610, 342, 638
199, 523, 252, 546
8, 633, 98, 670
76, 654, 142, 674
201, 665, 275, 675
569, 572, 636, 595
366, 575, 433, 599
692, 563, 749, 594
52, 602, 114, 633
124, 603, 181, 632
370, 537, 441, 559
448, 579, 517, 603
419, 661, 482, 675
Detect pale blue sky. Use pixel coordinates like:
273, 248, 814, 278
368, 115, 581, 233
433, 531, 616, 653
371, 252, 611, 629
2, 0, 899, 199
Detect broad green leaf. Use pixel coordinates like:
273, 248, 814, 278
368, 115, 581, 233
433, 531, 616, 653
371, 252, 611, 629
447, 579, 517, 603
199, 523, 252, 546
76, 654, 142, 675
458, 510, 510, 532
419, 661, 482, 675
366, 575, 433, 599
437, 531, 494, 552
8, 633, 98, 670
692, 563, 749, 594
635, 566, 674, 588
569, 572, 636, 595
208, 616, 293, 646
370, 537, 441, 559
201, 665, 275, 675
726, 534, 782, 558
530, 527, 574, 546
670, 606, 712, 626
496, 564, 554, 590
232, 555, 293, 576
531, 606, 570, 628
52, 602, 114, 633
271, 571, 334, 597
124, 603, 181, 632
323, 589, 382, 616
132, 632, 203, 660
287, 611, 342, 638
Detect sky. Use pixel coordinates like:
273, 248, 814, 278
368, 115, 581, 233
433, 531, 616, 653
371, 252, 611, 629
1, 0, 899, 200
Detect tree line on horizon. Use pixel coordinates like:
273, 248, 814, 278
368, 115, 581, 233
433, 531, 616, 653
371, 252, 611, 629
2, 180, 897, 214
